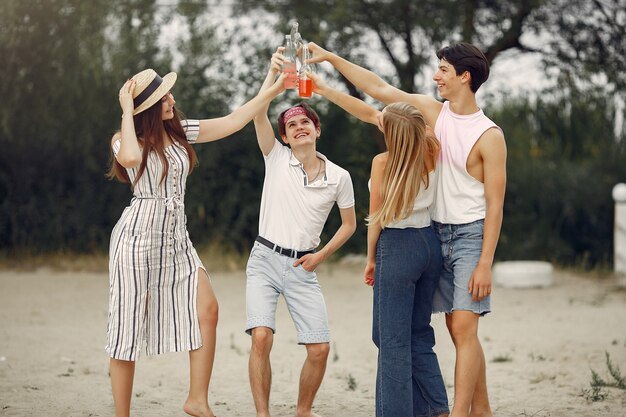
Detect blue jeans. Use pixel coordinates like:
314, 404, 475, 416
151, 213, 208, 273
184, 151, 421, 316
373, 227, 449, 417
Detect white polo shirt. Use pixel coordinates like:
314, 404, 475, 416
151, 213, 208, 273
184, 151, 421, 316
258, 139, 355, 251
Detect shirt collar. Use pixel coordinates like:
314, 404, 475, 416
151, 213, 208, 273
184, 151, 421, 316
288, 149, 337, 186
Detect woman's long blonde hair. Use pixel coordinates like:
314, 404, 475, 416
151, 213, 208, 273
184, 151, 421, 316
367, 102, 440, 228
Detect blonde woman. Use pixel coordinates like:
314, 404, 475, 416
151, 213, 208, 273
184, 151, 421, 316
310, 73, 449, 417
108, 68, 284, 417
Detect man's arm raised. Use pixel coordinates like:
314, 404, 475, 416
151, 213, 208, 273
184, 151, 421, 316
252, 48, 286, 156
307, 42, 441, 127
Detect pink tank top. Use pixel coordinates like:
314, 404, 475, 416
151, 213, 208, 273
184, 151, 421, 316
431, 101, 500, 224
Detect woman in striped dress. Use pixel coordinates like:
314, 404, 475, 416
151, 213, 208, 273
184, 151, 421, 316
107, 68, 284, 417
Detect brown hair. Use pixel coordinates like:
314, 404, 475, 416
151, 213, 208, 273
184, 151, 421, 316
436, 42, 490, 93
107, 101, 197, 186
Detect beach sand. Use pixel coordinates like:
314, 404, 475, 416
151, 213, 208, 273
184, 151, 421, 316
1, 262, 625, 416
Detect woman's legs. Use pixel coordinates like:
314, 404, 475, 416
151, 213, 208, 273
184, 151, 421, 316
373, 227, 449, 417
411, 227, 449, 415
184, 268, 219, 417
373, 229, 419, 417
110, 358, 135, 417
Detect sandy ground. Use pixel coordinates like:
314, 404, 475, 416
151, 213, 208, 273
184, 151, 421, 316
1, 262, 625, 417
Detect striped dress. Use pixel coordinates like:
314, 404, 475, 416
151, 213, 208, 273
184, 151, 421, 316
106, 119, 205, 361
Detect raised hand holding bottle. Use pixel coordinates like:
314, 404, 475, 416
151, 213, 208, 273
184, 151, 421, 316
283, 35, 298, 89
298, 44, 313, 98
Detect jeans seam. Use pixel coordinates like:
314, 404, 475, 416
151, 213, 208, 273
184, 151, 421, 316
377, 234, 384, 417
420, 230, 431, 271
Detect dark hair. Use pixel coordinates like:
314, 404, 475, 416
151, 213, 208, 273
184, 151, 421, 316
107, 100, 198, 186
277, 102, 321, 137
436, 42, 490, 93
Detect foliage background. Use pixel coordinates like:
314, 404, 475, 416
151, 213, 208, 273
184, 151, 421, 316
0, 0, 624, 267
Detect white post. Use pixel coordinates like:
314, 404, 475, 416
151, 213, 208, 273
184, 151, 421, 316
613, 183, 626, 281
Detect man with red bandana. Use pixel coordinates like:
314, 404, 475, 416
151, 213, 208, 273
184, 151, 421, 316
244, 48, 357, 417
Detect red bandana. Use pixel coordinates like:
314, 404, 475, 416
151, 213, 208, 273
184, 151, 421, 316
283, 106, 307, 124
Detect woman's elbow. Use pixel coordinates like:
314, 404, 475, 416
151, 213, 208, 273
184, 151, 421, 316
117, 154, 142, 169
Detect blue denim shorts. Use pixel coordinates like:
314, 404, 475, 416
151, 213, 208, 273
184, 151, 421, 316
431, 219, 491, 315
245, 241, 330, 344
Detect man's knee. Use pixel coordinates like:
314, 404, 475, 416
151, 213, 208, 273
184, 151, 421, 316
251, 327, 274, 355
447, 312, 479, 344
306, 343, 330, 363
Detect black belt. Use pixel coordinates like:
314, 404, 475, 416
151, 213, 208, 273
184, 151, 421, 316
255, 236, 314, 259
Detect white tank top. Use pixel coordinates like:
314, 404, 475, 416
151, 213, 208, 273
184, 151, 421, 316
369, 171, 436, 229
431, 101, 501, 224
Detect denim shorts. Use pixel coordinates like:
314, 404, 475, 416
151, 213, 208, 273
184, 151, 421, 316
245, 241, 330, 344
431, 219, 491, 315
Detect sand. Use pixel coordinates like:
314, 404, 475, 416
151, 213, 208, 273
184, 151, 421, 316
0, 262, 625, 417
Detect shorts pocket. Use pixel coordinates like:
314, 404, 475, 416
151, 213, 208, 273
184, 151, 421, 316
456, 221, 484, 240
249, 244, 272, 261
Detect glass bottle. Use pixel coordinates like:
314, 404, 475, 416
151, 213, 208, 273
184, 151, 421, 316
291, 22, 303, 49
283, 34, 298, 89
298, 44, 313, 98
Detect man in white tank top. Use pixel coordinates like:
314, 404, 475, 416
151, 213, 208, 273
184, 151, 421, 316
308, 42, 506, 417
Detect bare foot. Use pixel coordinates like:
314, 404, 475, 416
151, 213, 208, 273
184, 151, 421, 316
469, 412, 492, 417
294, 411, 321, 417
183, 399, 215, 417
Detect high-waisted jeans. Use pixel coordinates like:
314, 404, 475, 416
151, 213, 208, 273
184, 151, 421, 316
373, 227, 449, 417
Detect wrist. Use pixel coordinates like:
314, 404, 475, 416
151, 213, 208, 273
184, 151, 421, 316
325, 52, 337, 65
477, 258, 493, 268
317, 249, 329, 261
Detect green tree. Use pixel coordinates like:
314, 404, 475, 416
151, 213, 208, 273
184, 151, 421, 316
232, 0, 543, 93
0, 0, 236, 254
232, 0, 625, 99
0, 0, 119, 251
490, 78, 626, 266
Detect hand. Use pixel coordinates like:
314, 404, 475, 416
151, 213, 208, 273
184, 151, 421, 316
293, 252, 324, 272
306, 42, 332, 65
268, 72, 287, 95
468, 263, 492, 301
306, 72, 326, 95
364, 260, 375, 286
270, 47, 285, 74
118, 79, 136, 115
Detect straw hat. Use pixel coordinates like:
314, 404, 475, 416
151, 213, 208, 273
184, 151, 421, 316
130, 69, 177, 115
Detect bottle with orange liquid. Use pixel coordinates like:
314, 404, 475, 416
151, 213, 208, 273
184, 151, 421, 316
298, 44, 313, 98
283, 35, 298, 89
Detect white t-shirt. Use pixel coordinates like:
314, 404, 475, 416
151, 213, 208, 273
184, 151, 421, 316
258, 139, 355, 250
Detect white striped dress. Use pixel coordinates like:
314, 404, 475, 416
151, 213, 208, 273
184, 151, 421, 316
106, 119, 205, 361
